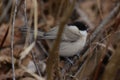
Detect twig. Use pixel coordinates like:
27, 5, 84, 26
37, 41, 48, 56
19, 1, 38, 73
23, 0, 30, 49
0, 26, 9, 50
31, 50, 42, 76
29, 0, 42, 77
11, 0, 19, 80
33, 0, 38, 40
22, 3, 38, 75
46, 0, 76, 80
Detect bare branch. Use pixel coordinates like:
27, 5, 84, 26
46, 0, 76, 80
11, 0, 19, 80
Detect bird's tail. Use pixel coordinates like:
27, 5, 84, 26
19, 26, 44, 39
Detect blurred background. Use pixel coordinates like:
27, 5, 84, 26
0, 0, 120, 80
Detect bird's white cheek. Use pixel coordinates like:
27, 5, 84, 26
80, 31, 87, 36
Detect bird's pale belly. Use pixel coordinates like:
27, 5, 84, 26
59, 40, 86, 57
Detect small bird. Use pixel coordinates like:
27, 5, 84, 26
21, 21, 88, 57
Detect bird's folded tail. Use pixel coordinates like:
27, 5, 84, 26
19, 26, 45, 39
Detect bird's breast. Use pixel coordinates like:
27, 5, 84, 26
59, 37, 86, 57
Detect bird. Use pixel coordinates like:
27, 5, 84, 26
20, 21, 88, 57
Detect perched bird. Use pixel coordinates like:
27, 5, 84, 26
21, 21, 88, 57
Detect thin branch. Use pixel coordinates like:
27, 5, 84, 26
37, 41, 48, 56
23, 0, 30, 49
0, 26, 9, 50
31, 51, 42, 76
22, 0, 41, 76
11, 0, 19, 80
46, 0, 76, 80
32, 0, 38, 40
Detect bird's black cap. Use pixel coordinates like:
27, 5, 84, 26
68, 21, 88, 31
